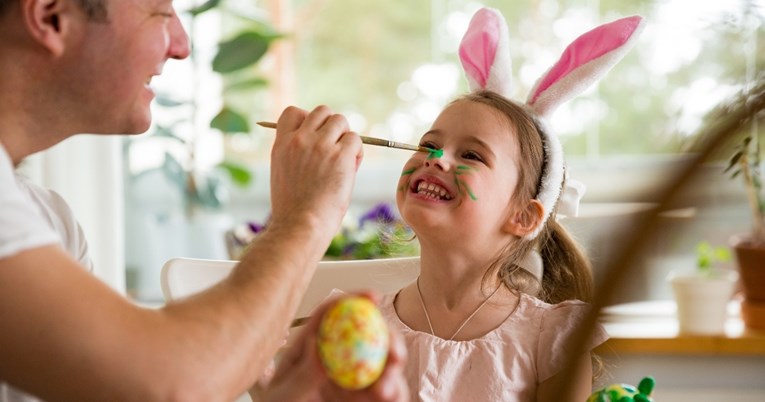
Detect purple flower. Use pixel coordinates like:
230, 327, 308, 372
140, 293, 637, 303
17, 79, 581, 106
359, 202, 397, 226
247, 221, 265, 234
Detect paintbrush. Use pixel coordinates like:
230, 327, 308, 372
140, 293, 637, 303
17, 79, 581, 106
256, 121, 432, 153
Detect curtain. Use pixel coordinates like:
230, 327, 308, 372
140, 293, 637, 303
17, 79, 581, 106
21, 136, 125, 293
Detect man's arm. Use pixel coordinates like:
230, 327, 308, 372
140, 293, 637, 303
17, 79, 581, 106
0, 106, 362, 402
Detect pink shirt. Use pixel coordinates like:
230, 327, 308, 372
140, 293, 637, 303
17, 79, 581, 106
379, 292, 608, 402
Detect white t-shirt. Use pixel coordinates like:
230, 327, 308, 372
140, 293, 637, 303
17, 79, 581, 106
1, 142, 94, 402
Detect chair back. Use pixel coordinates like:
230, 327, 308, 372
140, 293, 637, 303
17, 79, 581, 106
161, 256, 420, 318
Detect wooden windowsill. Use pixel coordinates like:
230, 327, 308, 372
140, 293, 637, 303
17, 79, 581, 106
595, 300, 765, 356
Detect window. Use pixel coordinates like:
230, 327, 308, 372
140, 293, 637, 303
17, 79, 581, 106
125, 0, 764, 301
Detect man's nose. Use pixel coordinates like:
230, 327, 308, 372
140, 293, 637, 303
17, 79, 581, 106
168, 13, 191, 60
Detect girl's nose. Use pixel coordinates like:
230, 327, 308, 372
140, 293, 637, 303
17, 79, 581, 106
423, 154, 451, 171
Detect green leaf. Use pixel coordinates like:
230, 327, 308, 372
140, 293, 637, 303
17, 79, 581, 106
325, 234, 347, 257
188, 0, 221, 16
725, 150, 743, 172
218, 160, 253, 187
213, 31, 274, 73
225, 77, 269, 91
155, 94, 187, 107
196, 176, 224, 209
210, 106, 250, 133
153, 125, 187, 144
161, 152, 187, 194
714, 246, 731, 262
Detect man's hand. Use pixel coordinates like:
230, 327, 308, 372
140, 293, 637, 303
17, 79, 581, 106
259, 293, 409, 402
268, 105, 363, 245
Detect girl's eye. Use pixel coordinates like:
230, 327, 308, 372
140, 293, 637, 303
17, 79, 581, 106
419, 141, 440, 150
462, 151, 484, 163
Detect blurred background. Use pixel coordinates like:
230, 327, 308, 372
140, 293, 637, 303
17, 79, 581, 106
18, 0, 764, 304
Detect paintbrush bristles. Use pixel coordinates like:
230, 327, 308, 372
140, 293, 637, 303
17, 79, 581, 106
256, 121, 429, 153
257, 121, 277, 129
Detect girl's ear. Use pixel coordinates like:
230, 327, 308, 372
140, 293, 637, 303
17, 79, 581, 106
504, 199, 545, 238
21, 0, 76, 57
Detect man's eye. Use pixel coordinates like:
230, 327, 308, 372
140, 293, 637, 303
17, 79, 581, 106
155, 9, 174, 18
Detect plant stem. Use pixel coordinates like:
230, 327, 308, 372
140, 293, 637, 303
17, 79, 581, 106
186, 8, 200, 217
739, 150, 765, 243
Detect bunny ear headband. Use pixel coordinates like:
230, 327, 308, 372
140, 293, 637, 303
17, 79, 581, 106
459, 8, 644, 279
459, 8, 644, 238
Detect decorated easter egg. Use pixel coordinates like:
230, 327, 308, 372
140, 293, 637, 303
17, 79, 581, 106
317, 296, 390, 389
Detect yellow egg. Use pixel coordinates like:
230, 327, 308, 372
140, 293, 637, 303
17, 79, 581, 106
317, 296, 390, 389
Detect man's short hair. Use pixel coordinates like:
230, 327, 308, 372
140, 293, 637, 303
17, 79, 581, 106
0, 0, 108, 20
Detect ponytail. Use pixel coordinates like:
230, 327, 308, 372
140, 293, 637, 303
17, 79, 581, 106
537, 220, 594, 304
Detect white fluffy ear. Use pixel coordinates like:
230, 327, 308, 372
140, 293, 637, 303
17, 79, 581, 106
458, 7, 513, 96
527, 16, 645, 116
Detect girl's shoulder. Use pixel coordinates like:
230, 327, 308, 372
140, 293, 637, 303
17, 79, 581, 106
511, 294, 604, 341
516, 293, 592, 322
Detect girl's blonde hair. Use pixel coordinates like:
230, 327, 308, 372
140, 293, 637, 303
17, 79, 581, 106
456, 91, 593, 304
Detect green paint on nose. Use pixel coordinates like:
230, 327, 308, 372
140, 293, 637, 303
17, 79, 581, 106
401, 168, 416, 176
426, 148, 443, 159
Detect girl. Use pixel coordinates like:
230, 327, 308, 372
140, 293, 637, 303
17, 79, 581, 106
379, 8, 644, 402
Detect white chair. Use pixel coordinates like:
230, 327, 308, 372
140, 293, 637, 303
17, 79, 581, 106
160, 256, 420, 319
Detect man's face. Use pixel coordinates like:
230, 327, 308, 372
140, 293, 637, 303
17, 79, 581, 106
61, 0, 189, 134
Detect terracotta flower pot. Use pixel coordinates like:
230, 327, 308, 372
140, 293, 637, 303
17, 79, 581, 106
741, 299, 765, 331
731, 234, 765, 331
730, 234, 765, 303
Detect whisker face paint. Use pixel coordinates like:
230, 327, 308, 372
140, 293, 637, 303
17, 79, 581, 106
399, 168, 416, 192
454, 165, 478, 200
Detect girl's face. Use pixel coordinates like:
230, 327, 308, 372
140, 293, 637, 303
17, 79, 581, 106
396, 100, 524, 247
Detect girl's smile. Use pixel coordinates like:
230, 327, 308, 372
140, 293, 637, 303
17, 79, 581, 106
409, 174, 456, 202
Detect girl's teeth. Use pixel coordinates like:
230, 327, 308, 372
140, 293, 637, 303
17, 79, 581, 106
416, 181, 452, 200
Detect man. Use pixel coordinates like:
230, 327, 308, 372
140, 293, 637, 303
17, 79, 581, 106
0, 1, 407, 401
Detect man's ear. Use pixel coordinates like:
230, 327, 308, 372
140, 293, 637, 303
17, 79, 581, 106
21, 0, 74, 56
503, 199, 545, 237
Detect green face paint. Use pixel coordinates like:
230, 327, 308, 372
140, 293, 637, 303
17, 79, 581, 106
453, 166, 478, 200
399, 168, 416, 192
426, 148, 443, 159
455, 165, 478, 175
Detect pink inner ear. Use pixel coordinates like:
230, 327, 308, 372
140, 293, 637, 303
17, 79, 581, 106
528, 16, 643, 104
459, 9, 503, 89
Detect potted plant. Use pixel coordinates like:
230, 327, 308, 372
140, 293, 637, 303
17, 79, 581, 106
225, 203, 420, 261
667, 242, 738, 335
726, 130, 765, 330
